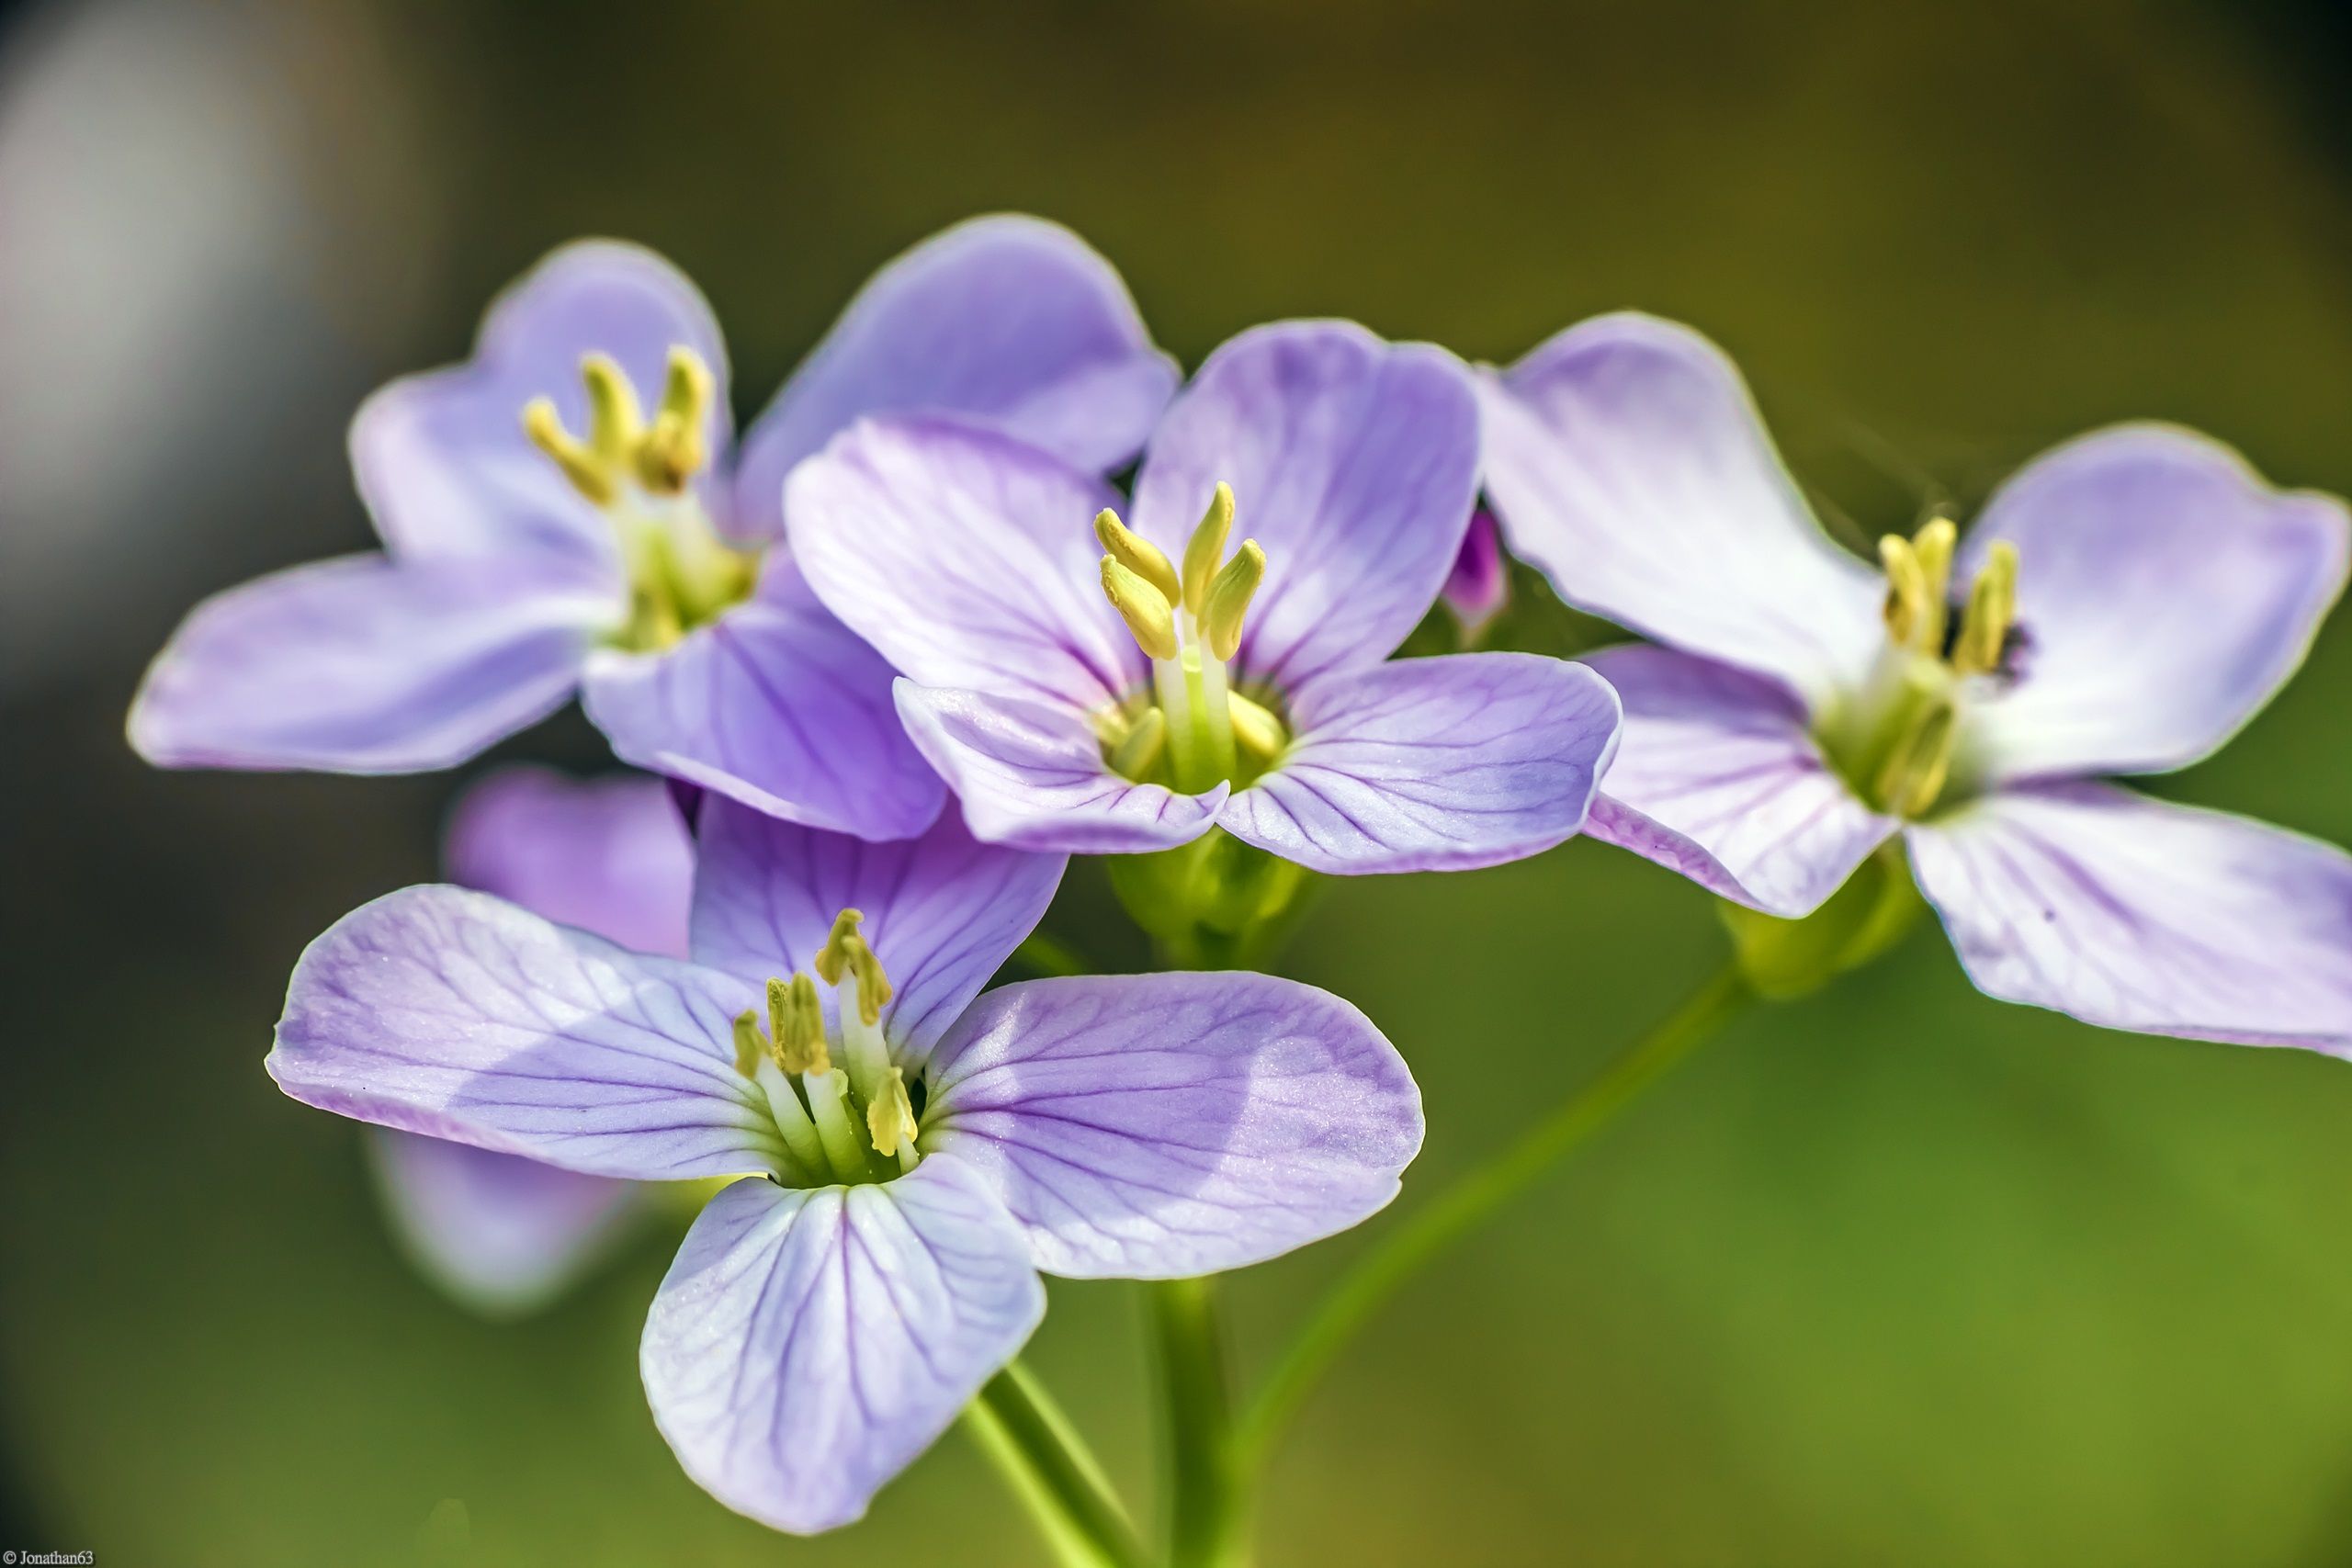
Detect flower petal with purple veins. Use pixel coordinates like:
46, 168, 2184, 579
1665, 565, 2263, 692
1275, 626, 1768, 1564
353, 240, 732, 563
924, 973, 1423, 1278
639, 1161, 1043, 1535
1579, 644, 1897, 917
368, 1129, 641, 1318
690, 799, 1066, 1060
1906, 781, 2352, 1051
786, 417, 1140, 713
1478, 313, 1885, 704
580, 568, 945, 841
1956, 423, 2351, 782
129, 553, 616, 773
731, 214, 1178, 542
1217, 652, 1622, 875
893, 682, 1228, 855
1128, 321, 1482, 692
270, 886, 781, 1179
446, 767, 695, 959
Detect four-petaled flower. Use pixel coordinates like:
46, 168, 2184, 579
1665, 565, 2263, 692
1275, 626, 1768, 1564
267, 803, 1424, 1531
1480, 312, 2352, 1049
130, 218, 1179, 840
369, 765, 696, 1315
786, 321, 1624, 873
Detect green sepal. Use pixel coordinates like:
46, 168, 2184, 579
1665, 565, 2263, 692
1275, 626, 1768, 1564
1107, 829, 1318, 971
1716, 841, 1925, 1000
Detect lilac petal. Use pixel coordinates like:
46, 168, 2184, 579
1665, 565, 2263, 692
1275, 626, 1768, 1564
269, 886, 783, 1179
1128, 321, 1481, 691
129, 553, 615, 773
579, 568, 945, 840
1478, 313, 1885, 704
1907, 782, 2352, 1050
446, 766, 695, 958
894, 682, 1227, 855
1958, 424, 2351, 781
1217, 652, 1620, 875
1592, 644, 1901, 913
368, 1129, 640, 1317
1578, 644, 1897, 916
640, 1161, 1043, 1535
787, 417, 1141, 712
354, 241, 731, 563
924, 973, 1423, 1279
689, 798, 1066, 1061
730, 214, 1178, 542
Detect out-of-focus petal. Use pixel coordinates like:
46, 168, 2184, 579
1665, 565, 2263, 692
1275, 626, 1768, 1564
689, 799, 1065, 1062
354, 240, 731, 562
786, 417, 1140, 712
270, 886, 782, 1179
1478, 313, 1884, 704
894, 682, 1227, 856
925, 973, 1422, 1278
129, 553, 614, 773
368, 1129, 640, 1317
1579, 644, 1897, 917
640, 1161, 1042, 1534
579, 569, 945, 841
1907, 781, 2352, 1050
1958, 424, 2350, 780
1217, 652, 1620, 874
1128, 321, 1481, 692
446, 767, 695, 958
731, 215, 1177, 541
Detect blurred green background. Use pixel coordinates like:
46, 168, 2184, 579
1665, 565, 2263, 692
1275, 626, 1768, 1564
8, 0, 2352, 1562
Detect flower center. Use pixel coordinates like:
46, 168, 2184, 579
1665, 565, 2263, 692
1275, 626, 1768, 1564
1093, 481, 1291, 794
523, 346, 756, 653
729, 908, 922, 1189
1820, 516, 2020, 819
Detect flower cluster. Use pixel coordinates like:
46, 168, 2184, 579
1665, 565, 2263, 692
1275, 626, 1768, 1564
132, 213, 2352, 1540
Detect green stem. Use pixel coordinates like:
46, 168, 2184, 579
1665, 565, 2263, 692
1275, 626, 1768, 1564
1238, 964, 1754, 1469
1151, 1276, 1248, 1568
966, 1358, 1148, 1568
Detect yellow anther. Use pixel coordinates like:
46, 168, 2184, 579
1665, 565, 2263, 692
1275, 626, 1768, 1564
634, 347, 715, 495
580, 353, 643, 462
1181, 482, 1236, 612
866, 1066, 921, 1159
1102, 557, 1180, 660
522, 398, 618, 506
767, 973, 830, 1076
731, 1010, 768, 1077
1951, 542, 2018, 678
1873, 699, 1957, 818
1227, 689, 1287, 761
816, 908, 894, 1027
1878, 533, 1929, 650
1200, 539, 1265, 661
1911, 517, 1956, 604
1095, 509, 1181, 607
1110, 705, 1168, 777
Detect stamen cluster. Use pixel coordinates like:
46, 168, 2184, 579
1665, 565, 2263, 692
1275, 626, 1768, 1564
524, 346, 754, 651
1094, 482, 1288, 792
729, 908, 920, 1188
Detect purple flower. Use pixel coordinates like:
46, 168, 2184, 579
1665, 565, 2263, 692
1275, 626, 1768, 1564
1480, 312, 2352, 1049
370, 766, 695, 1315
1441, 507, 1510, 643
130, 217, 1179, 840
267, 803, 1423, 1531
785, 321, 1623, 873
